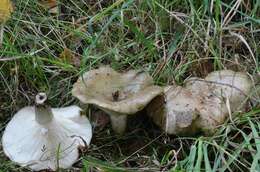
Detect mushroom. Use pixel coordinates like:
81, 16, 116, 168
186, 70, 253, 133
0, 0, 13, 46
147, 70, 253, 135
2, 93, 92, 171
146, 86, 200, 135
72, 66, 163, 134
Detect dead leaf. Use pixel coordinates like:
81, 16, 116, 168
0, 0, 13, 23
59, 48, 73, 62
39, 0, 58, 14
59, 48, 81, 67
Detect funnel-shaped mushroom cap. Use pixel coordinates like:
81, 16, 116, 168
72, 66, 162, 114
0, 0, 13, 23
72, 66, 163, 134
2, 94, 92, 171
147, 86, 200, 135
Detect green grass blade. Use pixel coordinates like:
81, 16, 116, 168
194, 140, 203, 171
186, 143, 197, 171
203, 144, 212, 172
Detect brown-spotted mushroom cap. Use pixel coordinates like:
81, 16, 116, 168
146, 86, 200, 135
147, 70, 253, 135
2, 93, 92, 171
72, 66, 163, 134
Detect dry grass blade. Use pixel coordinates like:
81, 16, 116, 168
229, 31, 257, 68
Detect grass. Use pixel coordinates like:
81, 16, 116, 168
0, 0, 259, 171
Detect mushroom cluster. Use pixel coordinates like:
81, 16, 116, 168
72, 66, 162, 134
1, 67, 254, 171
147, 70, 253, 134
2, 93, 92, 171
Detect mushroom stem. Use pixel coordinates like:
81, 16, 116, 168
0, 24, 4, 47
109, 114, 127, 135
35, 93, 54, 125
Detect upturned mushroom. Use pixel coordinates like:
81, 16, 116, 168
147, 70, 253, 134
2, 93, 92, 171
72, 66, 163, 134
0, 0, 13, 46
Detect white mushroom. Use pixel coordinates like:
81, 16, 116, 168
2, 93, 92, 171
147, 70, 253, 135
72, 66, 163, 135
196, 70, 252, 133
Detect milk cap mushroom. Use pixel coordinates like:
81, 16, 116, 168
2, 93, 92, 171
147, 84, 234, 135
148, 70, 253, 135
72, 66, 163, 134
0, 0, 13, 45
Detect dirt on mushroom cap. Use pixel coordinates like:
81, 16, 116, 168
147, 70, 253, 135
72, 66, 163, 115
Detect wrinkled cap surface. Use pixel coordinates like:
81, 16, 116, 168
185, 77, 228, 132
72, 66, 163, 116
186, 70, 252, 111
147, 86, 200, 135
0, 0, 13, 23
2, 105, 92, 171
185, 70, 253, 133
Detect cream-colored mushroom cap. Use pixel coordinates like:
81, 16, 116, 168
148, 70, 253, 135
185, 70, 252, 133
2, 93, 92, 171
72, 66, 163, 134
